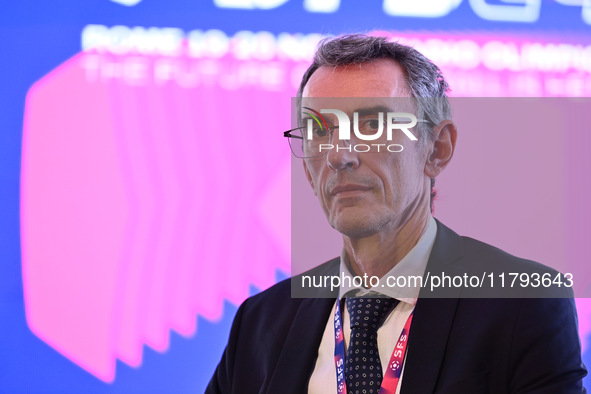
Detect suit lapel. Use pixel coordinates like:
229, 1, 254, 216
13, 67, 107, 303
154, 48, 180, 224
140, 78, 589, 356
400, 221, 464, 393
266, 297, 335, 393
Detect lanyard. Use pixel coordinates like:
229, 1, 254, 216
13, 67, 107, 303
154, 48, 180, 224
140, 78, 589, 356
333, 300, 414, 394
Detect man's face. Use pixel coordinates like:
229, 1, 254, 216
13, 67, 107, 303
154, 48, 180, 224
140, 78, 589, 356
302, 59, 431, 239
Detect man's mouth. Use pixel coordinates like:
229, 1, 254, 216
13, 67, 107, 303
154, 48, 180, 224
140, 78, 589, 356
330, 184, 372, 197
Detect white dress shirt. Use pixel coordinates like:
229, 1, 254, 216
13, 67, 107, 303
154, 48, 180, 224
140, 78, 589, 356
308, 217, 438, 394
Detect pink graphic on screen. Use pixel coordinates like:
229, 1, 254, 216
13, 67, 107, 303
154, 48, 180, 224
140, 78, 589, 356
20, 32, 591, 382
21, 49, 295, 381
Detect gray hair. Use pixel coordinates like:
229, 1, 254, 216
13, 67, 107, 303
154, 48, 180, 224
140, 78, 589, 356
297, 34, 452, 142
297, 34, 452, 211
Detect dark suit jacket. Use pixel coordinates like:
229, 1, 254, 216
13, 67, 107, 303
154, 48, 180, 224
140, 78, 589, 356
206, 221, 587, 393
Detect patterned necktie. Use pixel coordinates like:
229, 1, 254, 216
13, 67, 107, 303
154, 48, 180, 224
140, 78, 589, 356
345, 297, 398, 394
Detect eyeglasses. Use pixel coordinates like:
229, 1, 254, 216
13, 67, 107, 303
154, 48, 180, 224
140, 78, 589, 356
284, 116, 429, 159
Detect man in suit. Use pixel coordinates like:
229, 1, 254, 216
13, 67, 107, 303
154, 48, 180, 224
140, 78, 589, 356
207, 34, 587, 393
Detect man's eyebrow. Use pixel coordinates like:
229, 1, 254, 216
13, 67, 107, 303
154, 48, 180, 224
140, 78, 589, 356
300, 114, 323, 124
300, 104, 411, 123
300, 114, 335, 127
352, 105, 397, 117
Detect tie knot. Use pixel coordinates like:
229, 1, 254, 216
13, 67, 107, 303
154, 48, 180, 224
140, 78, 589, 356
346, 297, 397, 331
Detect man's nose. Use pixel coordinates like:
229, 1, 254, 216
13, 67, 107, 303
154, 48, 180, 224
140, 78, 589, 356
326, 129, 360, 171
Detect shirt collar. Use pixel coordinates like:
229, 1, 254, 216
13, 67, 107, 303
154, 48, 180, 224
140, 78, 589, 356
337, 216, 437, 305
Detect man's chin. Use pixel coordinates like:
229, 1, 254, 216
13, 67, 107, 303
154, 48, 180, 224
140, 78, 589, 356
329, 215, 380, 239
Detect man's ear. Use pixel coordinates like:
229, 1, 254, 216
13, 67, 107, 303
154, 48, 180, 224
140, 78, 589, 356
424, 120, 457, 178
303, 160, 317, 196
